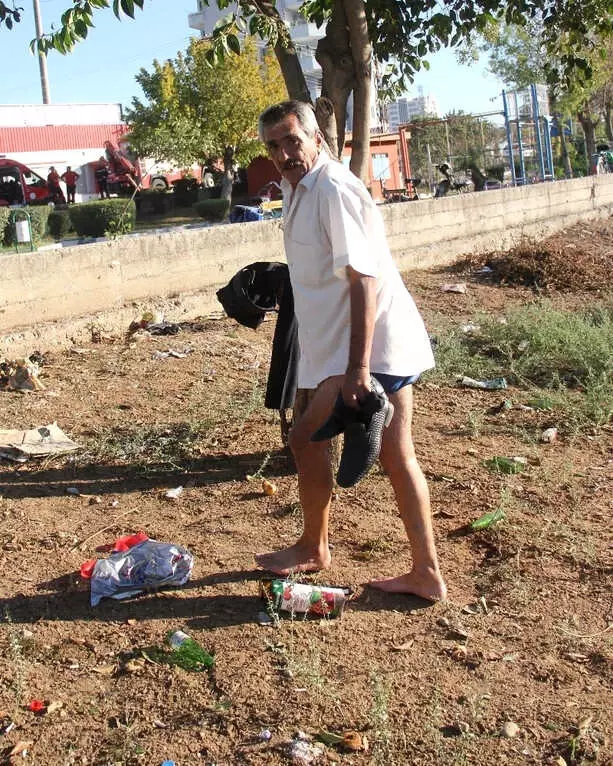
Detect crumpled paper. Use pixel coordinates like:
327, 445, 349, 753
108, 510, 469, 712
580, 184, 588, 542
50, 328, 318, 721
89, 539, 194, 606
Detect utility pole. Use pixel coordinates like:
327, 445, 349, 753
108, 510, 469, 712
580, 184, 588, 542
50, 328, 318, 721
32, 0, 51, 104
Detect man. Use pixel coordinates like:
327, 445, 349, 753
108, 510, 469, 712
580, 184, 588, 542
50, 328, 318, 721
47, 166, 62, 204
95, 157, 110, 199
61, 166, 79, 204
255, 100, 446, 602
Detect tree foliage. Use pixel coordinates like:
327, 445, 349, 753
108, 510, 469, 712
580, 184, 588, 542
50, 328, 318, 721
125, 38, 286, 184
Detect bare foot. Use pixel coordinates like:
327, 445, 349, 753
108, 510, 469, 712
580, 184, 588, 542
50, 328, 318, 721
369, 569, 447, 602
255, 542, 331, 576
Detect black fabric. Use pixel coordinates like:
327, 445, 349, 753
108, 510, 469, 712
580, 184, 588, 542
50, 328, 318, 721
216, 262, 298, 410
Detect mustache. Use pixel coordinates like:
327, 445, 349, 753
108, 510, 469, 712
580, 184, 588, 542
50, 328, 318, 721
282, 160, 303, 171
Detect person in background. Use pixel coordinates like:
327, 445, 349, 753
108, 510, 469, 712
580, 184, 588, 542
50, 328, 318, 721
95, 157, 110, 199
61, 166, 79, 204
47, 166, 62, 204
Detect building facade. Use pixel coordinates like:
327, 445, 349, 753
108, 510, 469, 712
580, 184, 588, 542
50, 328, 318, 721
387, 89, 439, 130
0, 103, 127, 201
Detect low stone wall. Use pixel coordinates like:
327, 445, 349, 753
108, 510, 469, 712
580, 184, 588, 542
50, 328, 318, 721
1, 174, 612, 355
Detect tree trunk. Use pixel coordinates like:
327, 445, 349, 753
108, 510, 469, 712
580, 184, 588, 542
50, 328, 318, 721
315, 96, 339, 159
221, 145, 235, 205
273, 40, 312, 104
604, 101, 613, 143
577, 110, 599, 174
344, 0, 371, 185
316, 0, 354, 159
556, 117, 573, 178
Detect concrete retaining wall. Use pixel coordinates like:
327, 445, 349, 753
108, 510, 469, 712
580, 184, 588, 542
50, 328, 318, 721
1, 174, 612, 355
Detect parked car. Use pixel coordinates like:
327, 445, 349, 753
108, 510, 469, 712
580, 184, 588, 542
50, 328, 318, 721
0, 158, 52, 206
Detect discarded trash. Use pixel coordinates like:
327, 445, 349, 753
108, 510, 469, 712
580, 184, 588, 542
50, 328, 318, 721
459, 376, 508, 390
160, 761, 177, 766
441, 282, 467, 294
0, 423, 79, 463
152, 348, 194, 360
167, 630, 215, 671
461, 323, 481, 334
484, 456, 526, 474
27, 699, 45, 714
85, 538, 194, 606
257, 611, 275, 626
474, 265, 493, 275
262, 478, 278, 496
470, 506, 506, 531
488, 399, 512, 415
164, 486, 184, 500
0, 356, 45, 391
287, 733, 325, 765
259, 729, 273, 742
66, 487, 81, 496
261, 579, 352, 619
500, 721, 520, 738
541, 427, 558, 443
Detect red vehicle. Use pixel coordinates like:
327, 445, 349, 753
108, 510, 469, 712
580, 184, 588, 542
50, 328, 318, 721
97, 140, 201, 196
0, 158, 51, 206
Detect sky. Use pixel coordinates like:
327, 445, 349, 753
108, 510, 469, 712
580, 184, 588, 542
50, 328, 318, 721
0, 0, 505, 118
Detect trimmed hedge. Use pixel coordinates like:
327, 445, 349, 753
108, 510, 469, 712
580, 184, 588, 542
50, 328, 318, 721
0, 205, 50, 246
172, 178, 200, 207
0, 208, 10, 245
69, 198, 136, 237
193, 198, 230, 222
48, 209, 72, 241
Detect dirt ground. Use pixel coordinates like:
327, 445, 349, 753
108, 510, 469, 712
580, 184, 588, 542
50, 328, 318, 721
0, 220, 611, 766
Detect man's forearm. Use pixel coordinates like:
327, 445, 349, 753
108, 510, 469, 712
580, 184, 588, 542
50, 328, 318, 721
347, 267, 377, 373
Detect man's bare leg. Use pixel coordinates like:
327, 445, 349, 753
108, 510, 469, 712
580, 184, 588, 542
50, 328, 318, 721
370, 385, 447, 601
255, 376, 342, 575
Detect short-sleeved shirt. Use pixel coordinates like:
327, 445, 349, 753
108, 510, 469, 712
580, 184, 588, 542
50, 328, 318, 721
281, 151, 435, 389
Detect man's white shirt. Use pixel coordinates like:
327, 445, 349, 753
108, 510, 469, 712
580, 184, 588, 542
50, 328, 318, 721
281, 151, 435, 389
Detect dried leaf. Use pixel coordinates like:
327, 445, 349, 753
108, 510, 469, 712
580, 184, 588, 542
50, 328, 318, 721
46, 700, 64, 715
390, 640, 414, 652
92, 663, 116, 675
342, 731, 368, 752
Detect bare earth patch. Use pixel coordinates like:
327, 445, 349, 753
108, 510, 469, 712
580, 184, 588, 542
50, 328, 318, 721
0, 219, 611, 765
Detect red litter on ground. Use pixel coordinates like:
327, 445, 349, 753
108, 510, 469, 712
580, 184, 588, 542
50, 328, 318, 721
81, 532, 149, 579
28, 700, 45, 713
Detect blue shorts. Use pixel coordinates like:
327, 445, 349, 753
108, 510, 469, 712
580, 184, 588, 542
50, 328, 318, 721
373, 373, 420, 394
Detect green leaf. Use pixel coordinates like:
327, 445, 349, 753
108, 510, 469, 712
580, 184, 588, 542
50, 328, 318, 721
121, 0, 135, 19
226, 33, 241, 55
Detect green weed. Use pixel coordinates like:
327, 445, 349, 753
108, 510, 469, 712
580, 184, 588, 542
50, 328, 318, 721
427, 301, 613, 431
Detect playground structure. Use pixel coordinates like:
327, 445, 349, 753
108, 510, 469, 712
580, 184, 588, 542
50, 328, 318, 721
502, 84, 555, 185
389, 83, 556, 196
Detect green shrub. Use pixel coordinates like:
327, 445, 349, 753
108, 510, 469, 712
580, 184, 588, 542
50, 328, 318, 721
69, 199, 136, 238
135, 189, 174, 217
193, 199, 230, 222
48, 209, 72, 240
0, 208, 10, 246
0, 205, 50, 246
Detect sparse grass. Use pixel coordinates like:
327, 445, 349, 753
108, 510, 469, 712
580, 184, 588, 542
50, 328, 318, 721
369, 671, 395, 766
355, 536, 395, 561
427, 301, 613, 431
82, 420, 214, 469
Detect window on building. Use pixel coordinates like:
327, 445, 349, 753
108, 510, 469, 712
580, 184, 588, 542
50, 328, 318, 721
372, 153, 390, 180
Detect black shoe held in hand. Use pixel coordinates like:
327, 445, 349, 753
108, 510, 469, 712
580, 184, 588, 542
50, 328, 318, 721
311, 376, 394, 488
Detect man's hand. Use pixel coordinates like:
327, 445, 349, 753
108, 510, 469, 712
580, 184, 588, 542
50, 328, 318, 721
341, 366, 371, 408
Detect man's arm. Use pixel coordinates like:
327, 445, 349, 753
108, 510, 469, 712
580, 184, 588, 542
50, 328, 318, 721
342, 265, 377, 407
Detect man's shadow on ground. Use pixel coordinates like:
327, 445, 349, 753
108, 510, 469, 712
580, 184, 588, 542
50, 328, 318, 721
0, 448, 294, 500
3, 569, 435, 630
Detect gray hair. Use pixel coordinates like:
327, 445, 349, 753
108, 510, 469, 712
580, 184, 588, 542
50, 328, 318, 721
258, 100, 319, 141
